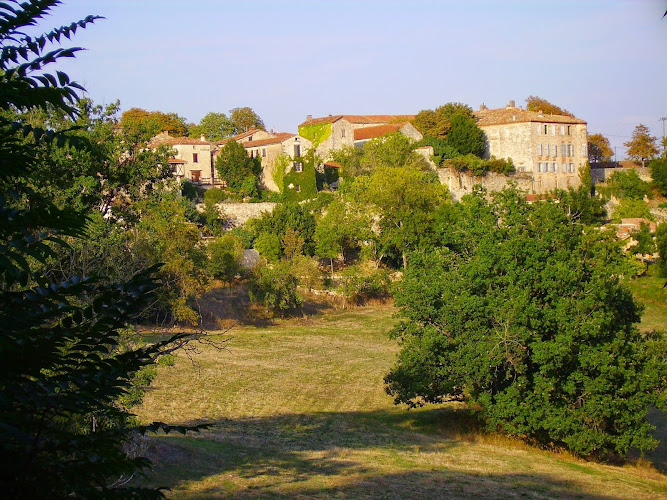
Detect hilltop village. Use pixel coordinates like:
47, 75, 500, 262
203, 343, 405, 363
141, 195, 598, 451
149, 100, 591, 201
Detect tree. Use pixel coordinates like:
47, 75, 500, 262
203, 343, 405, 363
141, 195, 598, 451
0, 2, 202, 497
624, 124, 659, 167
525, 96, 574, 117
215, 140, 261, 190
649, 157, 667, 196
656, 223, 667, 277
612, 198, 653, 222
359, 132, 429, 173
607, 169, 651, 200
229, 106, 264, 134
412, 102, 475, 139
188, 112, 234, 141
385, 188, 665, 457
120, 107, 187, 142
588, 133, 614, 163
208, 234, 244, 283
444, 113, 486, 157
248, 262, 302, 316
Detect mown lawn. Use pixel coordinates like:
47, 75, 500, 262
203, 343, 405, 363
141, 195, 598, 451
134, 302, 666, 499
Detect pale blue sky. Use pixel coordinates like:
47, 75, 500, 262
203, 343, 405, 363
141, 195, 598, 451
34, 0, 667, 158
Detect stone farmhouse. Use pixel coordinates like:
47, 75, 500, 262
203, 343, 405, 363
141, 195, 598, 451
150, 132, 217, 185
474, 101, 588, 191
298, 114, 418, 159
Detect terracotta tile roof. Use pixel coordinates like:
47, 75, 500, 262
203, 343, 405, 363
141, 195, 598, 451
299, 114, 415, 127
474, 107, 586, 127
353, 123, 404, 141
216, 128, 264, 145
242, 133, 295, 148
150, 135, 213, 146
324, 161, 343, 169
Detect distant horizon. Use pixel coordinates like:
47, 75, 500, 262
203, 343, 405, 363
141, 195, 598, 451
31, 0, 667, 161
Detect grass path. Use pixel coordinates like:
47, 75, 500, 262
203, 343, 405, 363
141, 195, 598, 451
135, 305, 666, 499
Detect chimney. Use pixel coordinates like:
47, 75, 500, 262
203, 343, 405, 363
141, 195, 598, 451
306, 114, 312, 121
479, 104, 487, 111
507, 100, 516, 108
200, 134, 206, 142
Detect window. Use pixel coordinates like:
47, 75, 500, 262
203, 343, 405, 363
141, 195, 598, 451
569, 163, 574, 173
538, 144, 543, 156
294, 162, 303, 172
294, 144, 301, 158
568, 144, 573, 157
582, 144, 587, 157
551, 125, 556, 135
552, 144, 558, 157
341, 129, 346, 138
262, 148, 266, 158
560, 125, 565, 135
192, 153, 198, 163
537, 162, 542, 172
567, 125, 572, 135
561, 163, 567, 173
544, 124, 548, 134
551, 162, 556, 172
537, 124, 542, 134
561, 144, 566, 157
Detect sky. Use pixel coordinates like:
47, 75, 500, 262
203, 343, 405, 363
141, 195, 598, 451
31, 0, 667, 159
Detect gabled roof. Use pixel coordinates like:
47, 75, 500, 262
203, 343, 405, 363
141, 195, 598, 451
353, 123, 405, 141
150, 135, 213, 146
242, 133, 295, 148
299, 114, 415, 127
474, 107, 586, 127
215, 128, 266, 146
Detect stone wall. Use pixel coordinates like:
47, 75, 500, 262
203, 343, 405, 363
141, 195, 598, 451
218, 202, 276, 227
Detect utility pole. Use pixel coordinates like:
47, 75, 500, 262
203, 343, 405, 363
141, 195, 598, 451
660, 117, 666, 154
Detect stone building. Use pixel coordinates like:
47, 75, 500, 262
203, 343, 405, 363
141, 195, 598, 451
150, 132, 217, 185
353, 122, 422, 147
474, 101, 588, 191
298, 114, 415, 158
242, 133, 313, 192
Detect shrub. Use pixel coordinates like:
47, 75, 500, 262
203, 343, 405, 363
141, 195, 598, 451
204, 188, 228, 204
607, 170, 651, 200
181, 180, 204, 202
340, 264, 392, 305
254, 231, 281, 262
248, 262, 302, 315
208, 234, 244, 282
612, 198, 654, 222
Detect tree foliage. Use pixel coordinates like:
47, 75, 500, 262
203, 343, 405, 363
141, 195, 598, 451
588, 133, 614, 163
120, 107, 187, 142
188, 111, 234, 141
385, 188, 665, 457
0, 2, 203, 497
215, 140, 262, 191
248, 262, 302, 316
229, 106, 264, 134
445, 113, 486, 157
649, 157, 667, 196
607, 169, 651, 200
624, 124, 659, 167
525, 96, 574, 117
412, 102, 475, 139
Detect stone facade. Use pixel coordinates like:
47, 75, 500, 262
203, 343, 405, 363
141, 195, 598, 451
150, 132, 216, 184
243, 134, 313, 192
475, 102, 587, 192
298, 114, 416, 159
437, 168, 536, 202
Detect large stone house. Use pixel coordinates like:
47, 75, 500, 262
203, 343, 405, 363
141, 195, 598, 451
150, 132, 217, 185
474, 101, 588, 191
298, 114, 416, 158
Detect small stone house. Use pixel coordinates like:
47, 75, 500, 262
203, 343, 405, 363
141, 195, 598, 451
298, 114, 415, 158
150, 132, 216, 185
474, 101, 588, 191
242, 133, 313, 192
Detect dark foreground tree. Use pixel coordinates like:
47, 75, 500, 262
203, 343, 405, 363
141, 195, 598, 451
385, 188, 665, 457
0, 2, 203, 497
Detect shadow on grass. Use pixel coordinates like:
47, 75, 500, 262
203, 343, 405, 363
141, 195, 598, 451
198, 284, 338, 329
135, 406, 664, 499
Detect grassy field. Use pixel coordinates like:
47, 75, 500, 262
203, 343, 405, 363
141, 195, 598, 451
626, 272, 667, 333
134, 296, 666, 499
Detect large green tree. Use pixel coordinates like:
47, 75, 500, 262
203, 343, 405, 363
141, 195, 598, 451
649, 157, 667, 196
412, 102, 475, 139
188, 111, 234, 141
0, 3, 202, 496
215, 140, 262, 191
229, 106, 265, 134
625, 124, 659, 167
445, 112, 486, 157
120, 107, 188, 142
385, 188, 665, 457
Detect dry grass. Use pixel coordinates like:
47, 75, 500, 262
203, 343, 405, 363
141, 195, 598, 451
133, 301, 667, 499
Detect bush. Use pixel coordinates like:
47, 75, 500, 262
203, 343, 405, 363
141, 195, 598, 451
181, 180, 204, 202
650, 157, 667, 197
204, 188, 228, 205
248, 262, 302, 315
341, 264, 392, 305
607, 169, 651, 200
208, 234, 244, 282
612, 198, 654, 222
442, 154, 514, 176
254, 231, 281, 262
